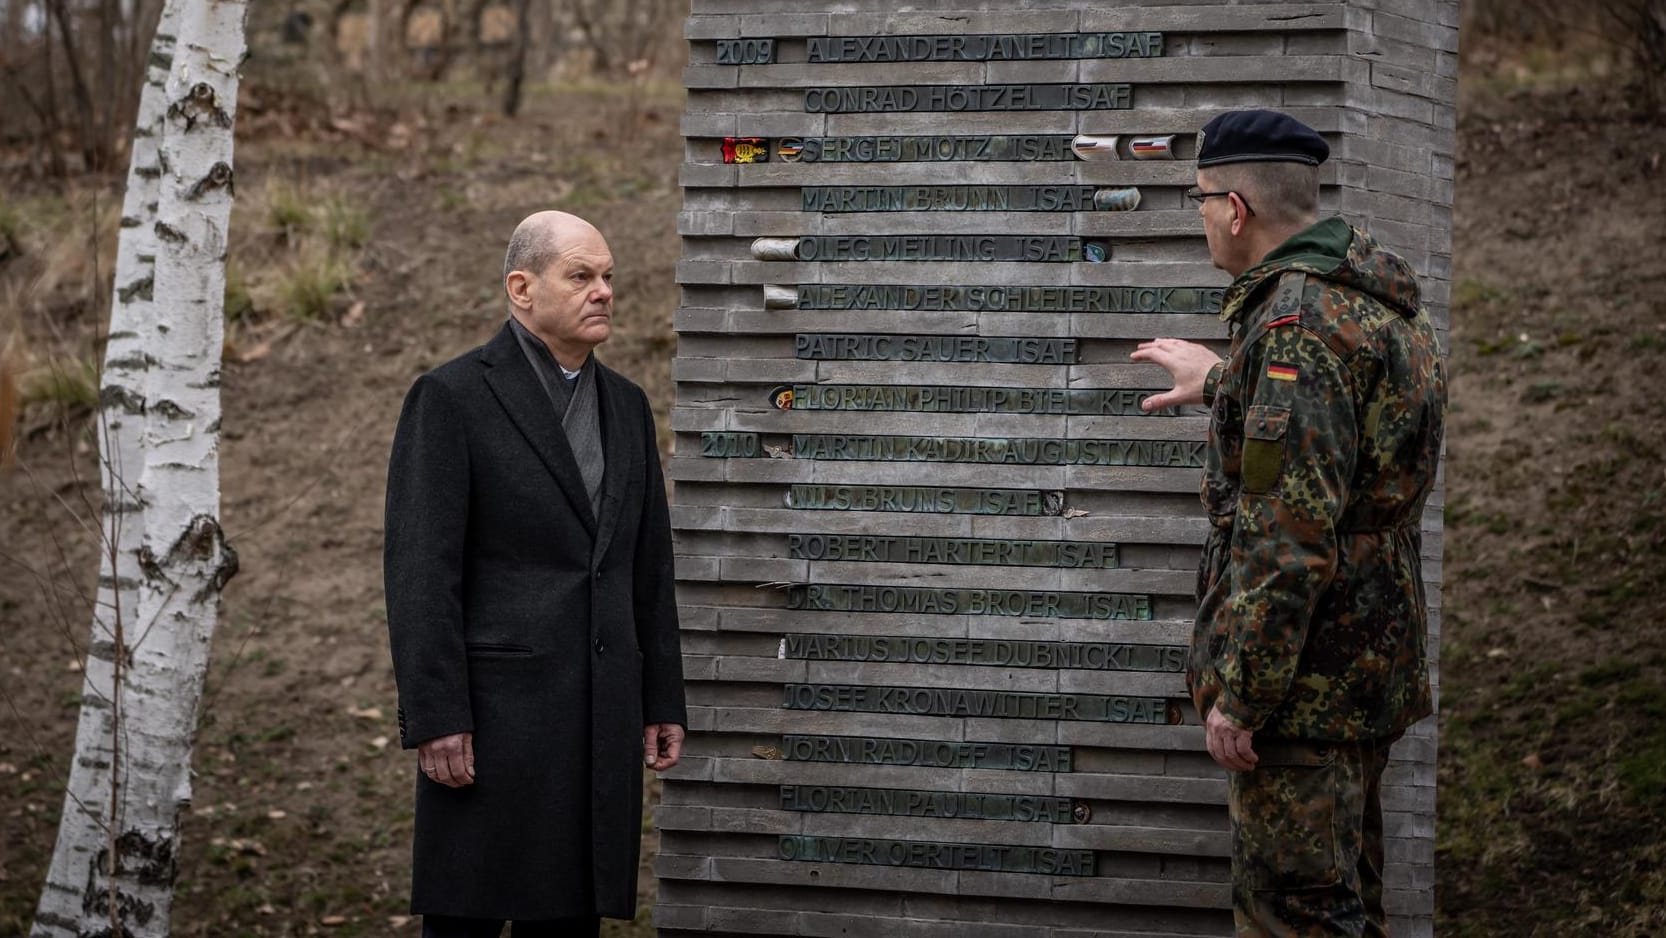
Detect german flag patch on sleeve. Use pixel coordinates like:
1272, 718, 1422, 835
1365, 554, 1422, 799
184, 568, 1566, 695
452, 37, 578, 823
1266, 362, 1299, 382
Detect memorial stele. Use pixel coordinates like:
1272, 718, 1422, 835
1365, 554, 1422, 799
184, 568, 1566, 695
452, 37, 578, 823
663, 2, 1455, 935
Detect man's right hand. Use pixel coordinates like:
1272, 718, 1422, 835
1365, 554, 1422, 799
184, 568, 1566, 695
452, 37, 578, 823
1130, 338, 1223, 411
418, 732, 475, 787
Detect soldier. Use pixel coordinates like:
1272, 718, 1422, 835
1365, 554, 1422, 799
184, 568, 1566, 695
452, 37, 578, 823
1131, 110, 1447, 936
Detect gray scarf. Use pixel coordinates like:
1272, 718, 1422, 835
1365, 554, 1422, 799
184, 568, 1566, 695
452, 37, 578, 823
508, 318, 605, 515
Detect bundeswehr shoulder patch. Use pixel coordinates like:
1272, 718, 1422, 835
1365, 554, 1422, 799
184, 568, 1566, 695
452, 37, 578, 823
1266, 362, 1299, 382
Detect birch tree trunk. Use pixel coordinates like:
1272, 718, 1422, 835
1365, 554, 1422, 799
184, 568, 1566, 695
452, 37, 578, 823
32, 0, 246, 932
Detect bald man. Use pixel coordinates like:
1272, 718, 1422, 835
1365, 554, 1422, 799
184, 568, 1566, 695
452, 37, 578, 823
384, 212, 686, 937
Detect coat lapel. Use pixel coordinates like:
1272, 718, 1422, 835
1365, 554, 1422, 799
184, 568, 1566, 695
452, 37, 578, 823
480, 324, 598, 537
589, 363, 632, 566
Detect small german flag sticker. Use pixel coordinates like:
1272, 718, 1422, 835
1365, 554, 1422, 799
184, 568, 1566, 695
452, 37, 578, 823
1267, 362, 1299, 382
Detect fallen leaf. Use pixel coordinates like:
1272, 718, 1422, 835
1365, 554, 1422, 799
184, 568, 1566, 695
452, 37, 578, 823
342, 301, 366, 328
1522, 753, 1543, 770
267, 809, 287, 820
234, 341, 272, 364
1486, 647, 1509, 659
389, 916, 413, 929
347, 705, 383, 720
296, 781, 315, 792
258, 904, 276, 915
321, 915, 348, 926
369, 735, 390, 750
0, 763, 16, 775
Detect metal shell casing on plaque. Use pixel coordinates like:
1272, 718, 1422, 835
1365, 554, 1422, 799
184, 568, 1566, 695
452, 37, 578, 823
751, 238, 799, 261
1128, 134, 1176, 160
1071, 134, 1121, 160
1093, 187, 1141, 212
762, 285, 798, 309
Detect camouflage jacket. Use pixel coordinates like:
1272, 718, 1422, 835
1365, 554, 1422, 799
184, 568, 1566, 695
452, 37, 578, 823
1191, 216, 1447, 742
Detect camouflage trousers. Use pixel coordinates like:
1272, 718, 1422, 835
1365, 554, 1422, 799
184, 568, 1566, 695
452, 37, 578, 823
1228, 735, 1397, 938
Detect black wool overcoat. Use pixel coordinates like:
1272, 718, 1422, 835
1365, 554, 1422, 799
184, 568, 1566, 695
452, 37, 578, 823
383, 323, 686, 920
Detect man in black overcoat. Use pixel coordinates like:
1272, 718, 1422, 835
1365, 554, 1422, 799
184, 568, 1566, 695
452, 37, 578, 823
384, 211, 686, 937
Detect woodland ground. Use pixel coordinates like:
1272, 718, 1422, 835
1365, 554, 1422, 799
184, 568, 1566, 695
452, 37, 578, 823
2, 36, 1664, 938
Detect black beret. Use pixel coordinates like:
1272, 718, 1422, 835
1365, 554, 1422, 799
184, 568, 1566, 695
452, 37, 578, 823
1196, 110, 1329, 167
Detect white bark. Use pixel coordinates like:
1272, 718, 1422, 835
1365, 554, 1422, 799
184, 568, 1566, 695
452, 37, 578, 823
33, 0, 246, 933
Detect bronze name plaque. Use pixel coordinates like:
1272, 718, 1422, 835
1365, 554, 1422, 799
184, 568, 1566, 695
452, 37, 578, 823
781, 734, 1073, 771
804, 83, 1133, 113
780, 785, 1077, 822
781, 134, 1077, 163
791, 435, 1207, 467
784, 484, 1063, 515
795, 284, 1226, 313
807, 32, 1164, 62
778, 836, 1097, 876
783, 684, 1172, 723
793, 334, 1078, 363
782, 634, 1187, 672
783, 385, 1160, 415
785, 584, 1153, 620
786, 533, 1117, 568
803, 185, 1106, 212
795, 235, 1105, 262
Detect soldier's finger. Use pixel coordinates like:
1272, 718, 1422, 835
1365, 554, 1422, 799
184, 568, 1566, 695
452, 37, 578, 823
1140, 390, 1179, 412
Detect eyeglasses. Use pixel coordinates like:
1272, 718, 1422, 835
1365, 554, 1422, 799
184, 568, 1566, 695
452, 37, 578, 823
1185, 186, 1256, 216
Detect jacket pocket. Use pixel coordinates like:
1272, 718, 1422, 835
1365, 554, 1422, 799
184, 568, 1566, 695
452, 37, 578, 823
464, 641, 534, 659
1240, 404, 1289, 495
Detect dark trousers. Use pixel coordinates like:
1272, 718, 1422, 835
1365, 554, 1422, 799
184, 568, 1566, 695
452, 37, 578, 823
422, 914, 600, 938
1227, 735, 1397, 938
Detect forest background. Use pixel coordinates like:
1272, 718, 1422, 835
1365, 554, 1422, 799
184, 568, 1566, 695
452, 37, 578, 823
2, 0, 1664, 934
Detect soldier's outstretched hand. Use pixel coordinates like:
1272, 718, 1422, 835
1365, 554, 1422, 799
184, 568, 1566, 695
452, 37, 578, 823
1131, 338, 1222, 411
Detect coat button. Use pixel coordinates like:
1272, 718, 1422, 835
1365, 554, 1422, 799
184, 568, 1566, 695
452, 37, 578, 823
594, 639, 606, 654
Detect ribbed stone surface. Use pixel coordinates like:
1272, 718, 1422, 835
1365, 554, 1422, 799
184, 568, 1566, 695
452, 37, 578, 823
665, 2, 1453, 934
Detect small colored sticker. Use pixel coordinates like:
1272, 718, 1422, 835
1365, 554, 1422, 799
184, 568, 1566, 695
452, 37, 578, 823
777, 138, 804, 162
724, 137, 770, 163
771, 386, 796, 409
1266, 363, 1298, 382
1128, 134, 1175, 160
1082, 241, 1110, 263
1070, 134, 1120, 160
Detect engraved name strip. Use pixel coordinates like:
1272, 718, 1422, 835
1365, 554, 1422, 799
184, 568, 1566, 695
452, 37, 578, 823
783, 134, 1078, 163
786, 534, 1118, 568
793, 284, 1225, 313
780, 784, 1078, 823
794, 334, 1078, 363
782, 634, 1186, 672
782, 684, 1172, 724
794, 235, 1104, 263
802, 185, 1131, 213
779, 835, 1097, 876
807, 32, 1164, 63
784, 485, 1063, 516
793, 435, 1206, 467
804, 83, 1133, 113
786, 585, 1153, 620
698, 432, 1206, 466
783, 385, 1161, 415
781, 734, 1073, 772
